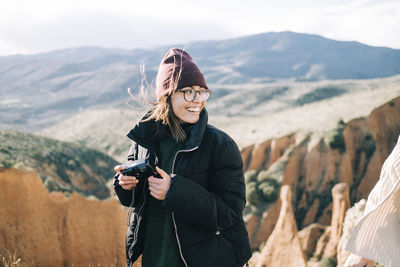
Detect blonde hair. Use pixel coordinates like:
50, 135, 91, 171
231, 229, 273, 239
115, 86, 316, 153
130, 60, 187, 142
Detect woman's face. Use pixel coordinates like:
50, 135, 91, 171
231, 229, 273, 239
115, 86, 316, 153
171, 85, 208, 124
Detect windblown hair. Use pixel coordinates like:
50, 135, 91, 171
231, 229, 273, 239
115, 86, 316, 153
129, 54, 187, 142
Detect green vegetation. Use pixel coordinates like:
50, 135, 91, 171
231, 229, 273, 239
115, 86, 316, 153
0, 130, 118, 199
244, 170, 257, 184
326, 120, 346, 153
246, 170, 281, 207
296, 86, 347, 105
362, 133, 376, 159
318, 257, 336, 267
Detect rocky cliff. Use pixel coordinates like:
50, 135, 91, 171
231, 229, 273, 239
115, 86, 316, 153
245, 96, 400, 265
0, 168, 139, 266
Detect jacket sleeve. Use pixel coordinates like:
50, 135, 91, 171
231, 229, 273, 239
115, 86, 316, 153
163, 138, 246, 231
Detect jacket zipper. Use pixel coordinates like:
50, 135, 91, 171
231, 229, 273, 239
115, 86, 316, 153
171, 146, 198, 267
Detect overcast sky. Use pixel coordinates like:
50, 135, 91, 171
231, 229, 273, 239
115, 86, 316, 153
1, 0, 399, 56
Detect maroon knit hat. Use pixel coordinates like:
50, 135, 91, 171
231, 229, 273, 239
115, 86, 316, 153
156, 48, 208, 101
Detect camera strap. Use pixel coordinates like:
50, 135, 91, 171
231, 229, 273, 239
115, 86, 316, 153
126, 190, 135, 226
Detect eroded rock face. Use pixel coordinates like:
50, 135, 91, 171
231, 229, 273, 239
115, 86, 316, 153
247, 201, 281, 250
256, 185, 307, 267
0, 168, 131, 267
243, 97, 400, 262
298, 223, 328, 260
323, 183, 350, 260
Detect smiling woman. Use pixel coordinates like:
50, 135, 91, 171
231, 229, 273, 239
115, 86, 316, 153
112, 48, 252, 267
171, 86, 210, 124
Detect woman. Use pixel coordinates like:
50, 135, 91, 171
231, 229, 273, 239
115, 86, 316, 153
113, 48, 252, 267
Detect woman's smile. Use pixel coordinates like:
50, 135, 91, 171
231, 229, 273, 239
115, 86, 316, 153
171, 85, 206, 124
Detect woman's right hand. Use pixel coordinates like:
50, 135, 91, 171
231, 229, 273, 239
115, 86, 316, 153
114, 164, 140, 190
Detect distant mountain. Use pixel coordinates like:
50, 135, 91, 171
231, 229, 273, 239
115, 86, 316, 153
1, 31, 400, 131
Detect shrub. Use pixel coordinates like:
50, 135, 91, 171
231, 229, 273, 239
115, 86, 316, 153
246, 181, 264, 206
337, 119, 345, 126
244, 170, 257, 184
318, 257, 336, 267
327, 128, 345, 153
296, 86, 347, 106
44, 179, 60, 192
256, 170, 270, 182
258, 178, 279, 202
246, 178, 280, 206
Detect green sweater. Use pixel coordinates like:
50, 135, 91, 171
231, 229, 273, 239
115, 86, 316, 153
141, 132, 186, 267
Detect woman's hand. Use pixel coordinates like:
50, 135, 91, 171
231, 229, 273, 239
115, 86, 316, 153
344, 253, 375, 267
148, 166, 171, 200
114, 164, 139, 190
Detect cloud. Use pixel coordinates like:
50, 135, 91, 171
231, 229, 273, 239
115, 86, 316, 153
249, 0, 400, 48
0, 10, 233, 55
0, 0, 399, 56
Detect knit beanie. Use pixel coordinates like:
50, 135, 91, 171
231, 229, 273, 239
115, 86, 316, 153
156, 48, 208, 101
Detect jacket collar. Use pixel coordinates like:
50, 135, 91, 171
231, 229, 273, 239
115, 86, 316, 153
127, 109, 208, 151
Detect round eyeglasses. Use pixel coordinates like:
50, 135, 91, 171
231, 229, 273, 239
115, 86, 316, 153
176, 88, 211, 102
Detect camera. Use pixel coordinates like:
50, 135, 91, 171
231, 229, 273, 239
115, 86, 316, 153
121, 158, 158, 179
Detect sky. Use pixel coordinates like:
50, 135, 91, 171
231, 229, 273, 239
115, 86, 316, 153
1, 0, 399, 56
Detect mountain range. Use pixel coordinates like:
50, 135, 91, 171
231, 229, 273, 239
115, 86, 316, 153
2, 31, 400, 132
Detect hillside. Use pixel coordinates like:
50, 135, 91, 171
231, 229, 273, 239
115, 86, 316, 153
0, 130, 118, 199
2, 31, 400, 132
40, 75, 400, 162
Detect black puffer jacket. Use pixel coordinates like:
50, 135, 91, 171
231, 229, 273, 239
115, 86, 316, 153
114, 109, 252, 267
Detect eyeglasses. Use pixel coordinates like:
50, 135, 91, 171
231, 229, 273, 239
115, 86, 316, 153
175, 88, 211, 102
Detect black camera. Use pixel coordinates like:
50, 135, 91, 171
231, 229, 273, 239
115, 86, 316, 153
121, 158, 158, 179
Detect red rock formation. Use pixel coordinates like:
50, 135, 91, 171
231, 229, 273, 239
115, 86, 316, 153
248, 201, 281, 250
243, 96, 400, 260
242, 144, 255, 170
269, 134, 296, 168
256, 185, 307, 267
247, 140, 271, 170
0, 168, 139, 267
298, 223, 327, 260
323, 183, 350, 259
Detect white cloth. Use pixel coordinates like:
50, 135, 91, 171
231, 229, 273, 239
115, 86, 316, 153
345, 135, 400, 267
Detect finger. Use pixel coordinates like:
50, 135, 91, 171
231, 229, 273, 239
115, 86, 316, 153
148, 176, 163, 184
114, 165, 126, 174
121, 185, 134, 190
149, 183, 162, 192
156, 166, 170, 180
119, 175, 138, 181
149, 188, 162, 197
119, 179, 139, 185
150, 190, 160, 199
150, 188, 162, 196
149, 183, 163, 192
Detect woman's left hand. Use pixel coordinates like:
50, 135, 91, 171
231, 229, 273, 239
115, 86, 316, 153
148, 166, 171, 200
